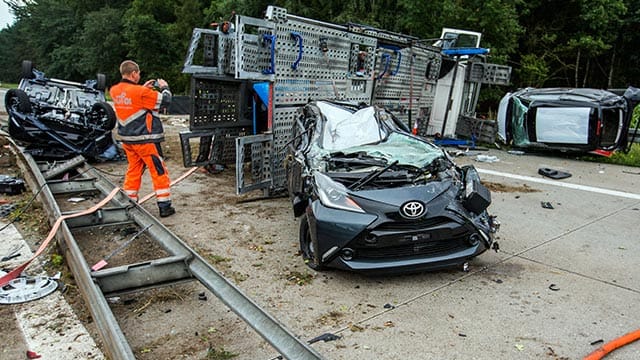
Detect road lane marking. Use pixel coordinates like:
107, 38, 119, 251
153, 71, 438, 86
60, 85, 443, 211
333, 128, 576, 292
477, 168, 640, 200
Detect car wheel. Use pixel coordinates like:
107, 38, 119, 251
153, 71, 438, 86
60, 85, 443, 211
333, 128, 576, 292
21, 60, 34, 79
87, 102, 116, 130
4, 89, 32, 113
299, 214, 325, 271
96, 73, 106, 91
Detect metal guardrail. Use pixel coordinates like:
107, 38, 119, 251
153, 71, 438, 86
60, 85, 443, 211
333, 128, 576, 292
15, 153, 324, 360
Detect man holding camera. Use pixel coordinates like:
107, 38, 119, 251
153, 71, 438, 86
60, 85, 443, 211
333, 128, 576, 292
110, 60, 175, 217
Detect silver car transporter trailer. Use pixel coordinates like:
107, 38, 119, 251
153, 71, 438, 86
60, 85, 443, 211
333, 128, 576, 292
180, 5, 511, 196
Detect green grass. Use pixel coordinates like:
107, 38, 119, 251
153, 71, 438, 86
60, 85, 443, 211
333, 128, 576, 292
0, 82, 18, 88
583, 142, 640, 167
206, 347, 238, 360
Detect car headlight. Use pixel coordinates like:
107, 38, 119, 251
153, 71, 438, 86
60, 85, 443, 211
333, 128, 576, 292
313, 172, 365, 213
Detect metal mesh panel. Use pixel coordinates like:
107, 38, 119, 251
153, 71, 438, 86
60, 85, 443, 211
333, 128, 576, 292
371, 46, 441, 128
271, 107, 299, 188
466, 62, 511, 85
267, 18, 376, 105
203, 34, 216, 67
236, 16, 276, 80
180, 128, 249, 167
236, 134, 273, 195
237, 32, 272, 76
251, 140, 272, 181
189, 77, 251, 130
220, 36, 235, 75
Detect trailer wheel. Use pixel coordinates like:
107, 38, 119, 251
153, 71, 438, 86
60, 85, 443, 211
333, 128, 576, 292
21, 60, 35, 79
4, 89, 32, 114
87, 102, 116, 131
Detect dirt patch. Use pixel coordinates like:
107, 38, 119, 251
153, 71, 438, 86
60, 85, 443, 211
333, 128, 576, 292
482, 181, 540, 193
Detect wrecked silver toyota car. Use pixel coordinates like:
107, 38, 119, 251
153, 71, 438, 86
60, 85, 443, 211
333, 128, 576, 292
497, 87, 640, 156
285, 100, 499, 274
4, 60, 118, 161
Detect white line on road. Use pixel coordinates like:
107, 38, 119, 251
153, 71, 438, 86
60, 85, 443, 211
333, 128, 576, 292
477, 168, 640, 200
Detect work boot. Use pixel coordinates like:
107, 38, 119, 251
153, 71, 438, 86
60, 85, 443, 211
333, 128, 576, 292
159, 205, 176, 218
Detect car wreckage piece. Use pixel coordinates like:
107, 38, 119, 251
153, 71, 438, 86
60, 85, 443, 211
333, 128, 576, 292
497, 87, 640, 156
286, 101, 499, 274
4, 60, 118, 161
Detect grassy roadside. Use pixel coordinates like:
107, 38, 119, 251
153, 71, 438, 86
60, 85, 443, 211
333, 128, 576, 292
582, 142, 640, 167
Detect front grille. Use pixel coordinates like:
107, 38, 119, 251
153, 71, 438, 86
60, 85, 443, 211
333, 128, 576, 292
355, 237, 469, 259
377, 216, 451, 231
351, 216, 474, 259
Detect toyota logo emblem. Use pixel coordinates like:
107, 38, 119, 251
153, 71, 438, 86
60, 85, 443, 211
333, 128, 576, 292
400, 201, 425, 218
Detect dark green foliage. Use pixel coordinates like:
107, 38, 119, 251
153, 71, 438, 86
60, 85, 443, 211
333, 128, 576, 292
0, 0, 638, 100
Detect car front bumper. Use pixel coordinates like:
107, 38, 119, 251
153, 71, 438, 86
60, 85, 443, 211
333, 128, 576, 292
308, 199, 492, 274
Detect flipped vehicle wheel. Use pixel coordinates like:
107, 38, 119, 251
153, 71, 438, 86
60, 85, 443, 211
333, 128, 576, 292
299, 214, 325, 271
21, 60, 35, 79
87, 102, 116, 130
4, 89, 32, 113
96, 74, 106, 91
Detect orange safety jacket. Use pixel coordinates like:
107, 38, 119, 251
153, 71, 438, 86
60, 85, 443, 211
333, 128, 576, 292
109, 79, 172, 144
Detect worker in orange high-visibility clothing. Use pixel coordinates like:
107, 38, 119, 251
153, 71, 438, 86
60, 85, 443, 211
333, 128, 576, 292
110, 60, 175, 217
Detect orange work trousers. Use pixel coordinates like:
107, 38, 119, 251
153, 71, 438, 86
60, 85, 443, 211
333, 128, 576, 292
121, 143, 171, 205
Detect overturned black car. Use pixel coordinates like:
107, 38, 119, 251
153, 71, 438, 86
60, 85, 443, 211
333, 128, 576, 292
4, 61, 118, 160
497, 87, 640, 157
285, 101, 499, 274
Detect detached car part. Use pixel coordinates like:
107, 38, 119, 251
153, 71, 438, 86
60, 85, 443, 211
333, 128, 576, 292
4, 60, 117, 161
285, 100, 498, 274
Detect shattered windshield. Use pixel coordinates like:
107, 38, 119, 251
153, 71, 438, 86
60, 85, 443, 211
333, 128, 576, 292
308, 102, 443, 170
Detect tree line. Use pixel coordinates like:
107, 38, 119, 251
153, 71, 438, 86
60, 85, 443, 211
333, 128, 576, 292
1, 0, 638, 100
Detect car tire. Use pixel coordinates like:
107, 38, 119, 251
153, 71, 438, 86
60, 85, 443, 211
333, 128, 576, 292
299, 214, 325, 271
96, 73, 106, 91
87, 102, 116, 130
4, 89, 32, 113
21, 60, 35, 79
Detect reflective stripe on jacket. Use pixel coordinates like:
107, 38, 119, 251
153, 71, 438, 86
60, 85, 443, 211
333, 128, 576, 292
109, 79, 172, 144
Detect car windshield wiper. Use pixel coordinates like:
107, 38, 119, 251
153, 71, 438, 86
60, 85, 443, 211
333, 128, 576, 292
348, 160, 399, 191
327, 152, 389, 168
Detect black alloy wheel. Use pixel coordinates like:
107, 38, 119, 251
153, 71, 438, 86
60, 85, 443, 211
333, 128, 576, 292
86, 102, 116, 131
5, 89, 32, 114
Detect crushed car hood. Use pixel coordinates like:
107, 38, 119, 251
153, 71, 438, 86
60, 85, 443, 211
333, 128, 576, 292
350, 179, 453, 207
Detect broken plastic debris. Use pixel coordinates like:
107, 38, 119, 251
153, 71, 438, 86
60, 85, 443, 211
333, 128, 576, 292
67, 197, 87, 203
26, 350, 42, 359
548, 284, 560, 291
538, 167, 571, 179
541, 202, 554, 209
308, 332, 341, 344
590, 339, 604, 346
475, 154, 500, 163
383, 303, 395, 309
515, 344, 524, 351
